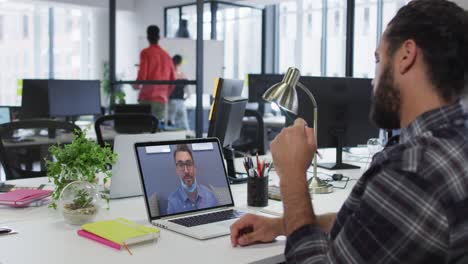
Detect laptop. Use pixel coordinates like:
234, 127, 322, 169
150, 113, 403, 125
135, 138, 246, 240
110, 132, 186, 199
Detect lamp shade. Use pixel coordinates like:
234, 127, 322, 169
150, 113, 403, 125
262, 67, 300, 114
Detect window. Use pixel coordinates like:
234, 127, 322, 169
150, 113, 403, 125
302, 0, 322, 76
23, 15, 28, 39
53, 7, 97, 80
278, 1, 297, 74
278, 0, 346, 77
0, 2, 99, 106
165, 2, 262, 80
0, 15, 4, 41
363, 7, 370, 35
353, 0, 377, 78
353, 0, 408, 78
326, 0, 346, 77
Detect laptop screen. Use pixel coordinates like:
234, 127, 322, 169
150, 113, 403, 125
135, 138, 234, 220
0, 107, 11, 124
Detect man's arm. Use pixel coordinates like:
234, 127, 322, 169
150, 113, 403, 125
134, 50, 148, 90
284, 167, 448, 263
270, 119, 317, 236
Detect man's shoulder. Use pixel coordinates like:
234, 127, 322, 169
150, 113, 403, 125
167, 188, 181, 201
198, 184, 217, 198
374, 127, 468, 188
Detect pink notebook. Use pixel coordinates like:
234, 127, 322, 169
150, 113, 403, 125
0, 189, 52, 207
77, 230, 121, 250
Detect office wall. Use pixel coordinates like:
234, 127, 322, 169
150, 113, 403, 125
32, 0, 136, 11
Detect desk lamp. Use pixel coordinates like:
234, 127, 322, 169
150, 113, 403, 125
262, 67, 333, 194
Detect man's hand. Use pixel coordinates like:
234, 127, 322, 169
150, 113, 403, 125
270, 118, 317, 184
230, 214, 284, 247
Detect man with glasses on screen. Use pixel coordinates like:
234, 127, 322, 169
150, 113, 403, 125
230, 0, 468, 263
167, 144, 219, 215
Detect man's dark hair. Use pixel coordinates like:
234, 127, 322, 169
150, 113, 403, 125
385, 0, 468, 100
173, 55, 183, 66
147, 25, 160, 44
173, 144, 193, 161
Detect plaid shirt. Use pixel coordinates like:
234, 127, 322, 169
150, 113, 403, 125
285, 102, 468, 263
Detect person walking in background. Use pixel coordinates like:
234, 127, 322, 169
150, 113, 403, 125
134, 25, 175, 123
168, 55, 190, 130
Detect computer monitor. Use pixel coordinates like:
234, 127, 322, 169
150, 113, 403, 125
0, 106, 11, 124
208, 78, 244, 137
298, 76, 379, 169
208, 78, 246, 183
113, 104, 153, 133
21, 79, 50, 119
248, 74, 379, 170
48, 80, 101, 117
210, 97, 247, 183
248, 74, 282, 103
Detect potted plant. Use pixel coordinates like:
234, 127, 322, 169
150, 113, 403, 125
46, 130, 117, 212
60, 181, 100, 225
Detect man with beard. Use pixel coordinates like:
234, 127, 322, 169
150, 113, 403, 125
167, 144, 219, 214
230, 0, 468, 263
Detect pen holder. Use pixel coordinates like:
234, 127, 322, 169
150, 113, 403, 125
247, 176, 269, 207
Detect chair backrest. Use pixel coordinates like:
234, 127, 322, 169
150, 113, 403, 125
94, 113, 159, 148
0, 119, 81, 180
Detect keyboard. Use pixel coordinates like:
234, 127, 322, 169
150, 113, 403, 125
169, 209, 245, 227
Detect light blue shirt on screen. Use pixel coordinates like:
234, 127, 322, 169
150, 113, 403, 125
166, 184, 219, 215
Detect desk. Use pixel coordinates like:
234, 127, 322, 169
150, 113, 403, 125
0, 149, 369, 264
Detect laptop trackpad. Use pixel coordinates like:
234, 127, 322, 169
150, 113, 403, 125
215, 219, 236, 228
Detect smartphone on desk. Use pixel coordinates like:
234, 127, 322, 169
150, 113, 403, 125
0, 227, 17, 236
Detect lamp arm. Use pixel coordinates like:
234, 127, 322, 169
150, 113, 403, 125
297, 82, 317, 109
297, 82, 319, 193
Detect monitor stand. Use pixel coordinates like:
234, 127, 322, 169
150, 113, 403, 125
223, 147, 248, 184
317, 132, 360, 170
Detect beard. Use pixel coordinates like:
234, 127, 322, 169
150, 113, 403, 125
369, 63, 401, 129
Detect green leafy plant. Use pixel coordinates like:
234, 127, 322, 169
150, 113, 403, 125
47, 129, 117, 209
69, 189, 93, 210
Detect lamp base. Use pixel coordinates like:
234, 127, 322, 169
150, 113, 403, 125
309, 177, 333, 194
317, 162, 360, 170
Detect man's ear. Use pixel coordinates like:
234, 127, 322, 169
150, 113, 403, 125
397, 39, 417, 74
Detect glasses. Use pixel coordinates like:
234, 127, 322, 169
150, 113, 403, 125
176, 161, 194, 170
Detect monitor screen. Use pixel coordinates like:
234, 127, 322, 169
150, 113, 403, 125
298, 76, 379, 149
48, 80, 101, 117
21, 79, 50, 119
210, 97, 247, 147
248, 74, 282, 103
135, 139, 234, 220
208, 78, 244, 137
0, 106, 11, 124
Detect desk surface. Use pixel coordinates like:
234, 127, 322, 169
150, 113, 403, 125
0, 149, 369, 264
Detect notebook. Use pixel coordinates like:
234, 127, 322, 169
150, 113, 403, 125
110, 132, 186, 199
134, 138, 246, 240
81, 218, 160, 246
0, 189, 52, 207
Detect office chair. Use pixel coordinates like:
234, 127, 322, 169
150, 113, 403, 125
0, 119, 81, 180
94, 113, 159, 148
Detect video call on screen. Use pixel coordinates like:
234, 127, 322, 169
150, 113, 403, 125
137, 142, 233, 218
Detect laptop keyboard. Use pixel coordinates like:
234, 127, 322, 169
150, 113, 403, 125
169, 209, 245, 227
